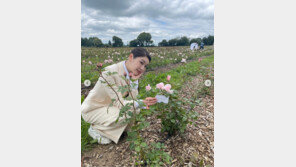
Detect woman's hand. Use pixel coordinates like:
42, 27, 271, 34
143, 97, 157, 106
130, 71, 142, 80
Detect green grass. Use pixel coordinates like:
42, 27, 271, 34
138, 54, 214, 98
81, 95, 96, 152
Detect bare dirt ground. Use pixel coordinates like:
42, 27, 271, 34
81, 74, 214, 167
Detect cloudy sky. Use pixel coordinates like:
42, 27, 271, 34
81, 0, 214, 45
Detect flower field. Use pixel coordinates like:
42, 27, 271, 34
81, 46, 213, 87
81, 46, 214, 167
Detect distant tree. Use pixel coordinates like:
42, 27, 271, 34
129, 39, 139, 47
202, 37, 209, 45
89, 37, 103, 47
202, 35, 213, 45
147, 40, 154, 47
81, 37, 103, 47
176, 36, 190, 46
190, 38, 202, 45
158, 39, 168, 46
103, 40, 112, 47
81, 38, 89, 47
112, 36, 123, 47
207, 35, 214, 45
168, 38, 178, 46
137, 32, 153, 47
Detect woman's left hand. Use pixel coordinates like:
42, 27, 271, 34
130, 71, 142, 80
143, 97, 157, 106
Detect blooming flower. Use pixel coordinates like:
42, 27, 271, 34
84, 79, 91, 87
96, 62, 103, 68
88, 61, 92, 65
108, 59, 113, 63
156, 82, 164, 89
181, 58, 186, 63
145, 84, 151, 91
163, 84, 172, 92
104, 59, 109, 63
198, 58, 202, 62
167, 75, 171, 81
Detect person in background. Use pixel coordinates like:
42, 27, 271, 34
200, 42, 204, 50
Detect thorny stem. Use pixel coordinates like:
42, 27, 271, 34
98, 71, 127, 118
124, 79, 138, 126
98, 67, 150, 165
98, 68, 139, 121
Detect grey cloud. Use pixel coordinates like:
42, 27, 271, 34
81, 0, 214, 44
83, 0, 213, 20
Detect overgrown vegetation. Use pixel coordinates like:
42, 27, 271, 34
81, 46, 214, 166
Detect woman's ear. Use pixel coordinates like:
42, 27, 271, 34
128, 53, 133, 61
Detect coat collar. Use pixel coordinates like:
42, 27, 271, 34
117, 61, 126, 77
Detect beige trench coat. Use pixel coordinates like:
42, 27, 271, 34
81, 61, 140, 143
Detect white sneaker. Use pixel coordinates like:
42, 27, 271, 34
88, 126, 112, 144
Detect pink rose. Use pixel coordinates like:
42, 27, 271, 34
168, 90, 174, 94
96, 62, 103, 67
156, 82, 164, 89
145, 84, 151, 91
164, 84, 171, 92
167, 75, 171, 81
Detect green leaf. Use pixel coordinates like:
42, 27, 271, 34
134, 140, 140, 145
127, 111, 133, 117
135, 146, 141, 152
90, 139, 98, 144
156, 142, 161, 149
140, 142, 147, 147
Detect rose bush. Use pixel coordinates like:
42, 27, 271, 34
144, 75, 198, 136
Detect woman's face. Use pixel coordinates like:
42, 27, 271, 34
128, 54, 150, 76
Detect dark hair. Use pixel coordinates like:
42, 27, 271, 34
131, 48, 151, 62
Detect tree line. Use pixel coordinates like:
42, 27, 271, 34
81, 32, 214, 47
158, 35, 214, 47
